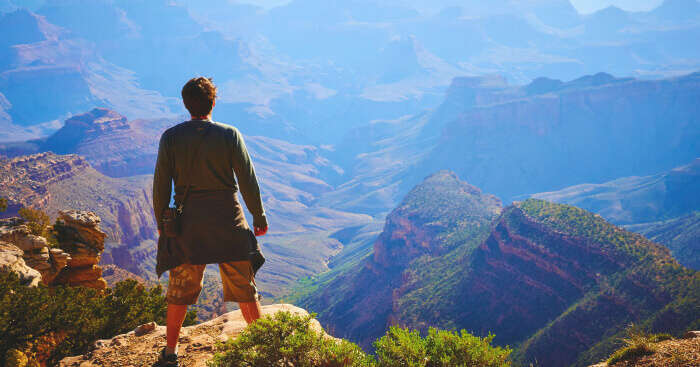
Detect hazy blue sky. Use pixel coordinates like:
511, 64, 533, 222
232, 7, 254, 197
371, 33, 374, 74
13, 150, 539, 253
233, 0, 666, 14
570, 0, 664, 13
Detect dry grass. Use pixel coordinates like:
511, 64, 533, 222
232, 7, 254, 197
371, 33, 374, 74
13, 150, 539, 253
605, 335, 700, 367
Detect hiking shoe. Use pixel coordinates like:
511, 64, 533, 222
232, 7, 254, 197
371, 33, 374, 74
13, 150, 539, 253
153, 348, 179, 367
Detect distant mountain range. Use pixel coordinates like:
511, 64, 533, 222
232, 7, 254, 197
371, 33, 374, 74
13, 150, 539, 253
295, 171, 700, 366
327, 72, 700, 216
1, 0, 699, 144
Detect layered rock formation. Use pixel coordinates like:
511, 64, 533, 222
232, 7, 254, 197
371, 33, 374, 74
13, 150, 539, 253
301, 171, 502, 347
59, 304, 325, 367
52, 210, 107, 290
0, 210, 107, 289
0, 217, 70, 285
39, 108, 160, 177
0, 152, 91, 214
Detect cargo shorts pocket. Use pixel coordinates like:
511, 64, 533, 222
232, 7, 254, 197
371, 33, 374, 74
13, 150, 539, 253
166, 263, 206, 305
219, 260, 257, 303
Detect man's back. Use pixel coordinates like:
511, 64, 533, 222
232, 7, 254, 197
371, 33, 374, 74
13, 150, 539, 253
152, 119, 265, 231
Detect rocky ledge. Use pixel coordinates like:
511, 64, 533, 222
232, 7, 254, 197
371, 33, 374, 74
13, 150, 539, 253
60, 304, 325, 367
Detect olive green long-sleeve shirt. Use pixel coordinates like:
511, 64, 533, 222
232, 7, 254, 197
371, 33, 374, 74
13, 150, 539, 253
152, 119, 267, 229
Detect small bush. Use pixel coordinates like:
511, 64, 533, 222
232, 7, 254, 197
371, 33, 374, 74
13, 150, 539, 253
208, 311, 375, 367
18, 207, 51, 237
210, 313, 512, 367
607, 324, 670, 365
374, 326, 511, 367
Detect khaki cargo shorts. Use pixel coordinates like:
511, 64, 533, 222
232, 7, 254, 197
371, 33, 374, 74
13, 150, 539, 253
166, 261, 257, 305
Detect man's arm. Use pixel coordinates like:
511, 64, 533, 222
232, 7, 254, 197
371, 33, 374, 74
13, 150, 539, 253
231, 128, 267, 234
153, 132, 172, 230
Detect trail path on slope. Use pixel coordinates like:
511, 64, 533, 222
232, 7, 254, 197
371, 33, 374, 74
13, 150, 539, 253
60, 304, 322, 367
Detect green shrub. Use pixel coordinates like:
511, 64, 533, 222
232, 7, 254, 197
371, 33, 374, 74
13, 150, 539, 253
0, 272, 195, 366
374, 326, 511, 367
209, 313, 511, 367
208, 311, 375, 367
17, 207, 51, 237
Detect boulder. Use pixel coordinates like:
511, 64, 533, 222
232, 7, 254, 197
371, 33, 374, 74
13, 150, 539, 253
0, 241, 41, 286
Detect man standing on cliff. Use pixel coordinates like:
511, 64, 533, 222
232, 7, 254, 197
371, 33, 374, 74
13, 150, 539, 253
152, 77, 268, 367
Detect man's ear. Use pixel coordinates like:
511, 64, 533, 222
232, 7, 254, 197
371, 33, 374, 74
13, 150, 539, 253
212, 99, 216, 109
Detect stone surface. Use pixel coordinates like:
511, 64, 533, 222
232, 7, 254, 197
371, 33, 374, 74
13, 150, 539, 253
59, 304, 328, 367
0, 241, 41, 286
53, 211, 107, 290
684, 331, 700, 339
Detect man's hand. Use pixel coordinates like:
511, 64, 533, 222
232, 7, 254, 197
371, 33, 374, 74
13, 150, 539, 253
254, 225, 268, 236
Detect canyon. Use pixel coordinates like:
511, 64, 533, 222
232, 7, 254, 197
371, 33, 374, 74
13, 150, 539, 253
297, 173, 700, 366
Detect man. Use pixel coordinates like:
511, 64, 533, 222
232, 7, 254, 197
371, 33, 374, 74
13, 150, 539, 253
152, 77, 268, 367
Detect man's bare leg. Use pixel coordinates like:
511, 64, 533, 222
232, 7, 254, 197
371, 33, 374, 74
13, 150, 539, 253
239, 301, 262, 324
166, 304, 188, 355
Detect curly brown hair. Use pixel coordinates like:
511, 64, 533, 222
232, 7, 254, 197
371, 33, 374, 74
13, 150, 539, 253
181, 77, 218, 117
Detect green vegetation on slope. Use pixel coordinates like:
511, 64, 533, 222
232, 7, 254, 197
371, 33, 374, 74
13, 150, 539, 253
517, 199, 668, 263
0, 272, 196, 366
510, 200, 700, 366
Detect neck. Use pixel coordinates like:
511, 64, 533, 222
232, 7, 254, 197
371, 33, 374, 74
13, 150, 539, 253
191, 115, 210, 120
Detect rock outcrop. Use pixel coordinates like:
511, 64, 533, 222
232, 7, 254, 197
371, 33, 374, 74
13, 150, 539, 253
52, 210, 107, 290
0, 217, 71, 285
0, 241, 41, 286
59, 304, 324, 367
0, 210, 107, 289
